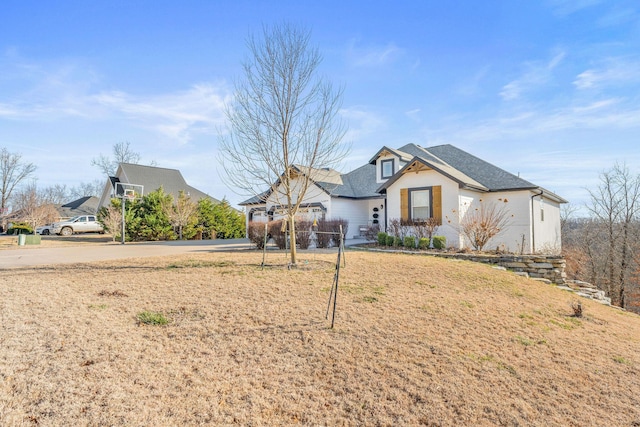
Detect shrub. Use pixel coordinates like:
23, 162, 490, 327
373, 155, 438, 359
418, 237, 430, 249
295, 219, 312, 249
385, 235, 394, 246
377, 232, 388, 245
248, 221, 269, 249
315, 218, 348, 248
268, 220, 287, 249
432, 235, 446, 249
8, 223, 33, 234
394, 236, 403, 247
404, 236, 416, 249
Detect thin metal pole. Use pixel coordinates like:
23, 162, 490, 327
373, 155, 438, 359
261, 222, 268, 269
121, 197, 125, 245
330, 242, 342, 329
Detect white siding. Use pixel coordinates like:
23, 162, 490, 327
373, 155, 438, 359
532, 195, 562, 254
386, 169, 461, 247
331, 198, 384, 238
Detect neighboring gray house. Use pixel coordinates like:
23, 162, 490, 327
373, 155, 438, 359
98, 163, 219, 210
57, 196, 99, 219
240, 143, 567, 254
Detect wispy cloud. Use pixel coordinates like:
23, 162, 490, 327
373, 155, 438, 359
339, 106, 386, 143
547, 0, 603, 16
500, 51, 566, 101
0, 54, 230, 144
573, 57, 640, 89
345, 40, 404, 67
93, 84, 230, 144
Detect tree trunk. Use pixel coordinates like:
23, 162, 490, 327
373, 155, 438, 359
289, 215, 297, 265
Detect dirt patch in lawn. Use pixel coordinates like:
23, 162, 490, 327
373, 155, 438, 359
1, 251, 639, 425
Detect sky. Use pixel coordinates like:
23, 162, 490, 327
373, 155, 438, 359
1, 0, 639, 213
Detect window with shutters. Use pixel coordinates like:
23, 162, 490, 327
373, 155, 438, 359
411, 189, 431, 221
401, 185, 442, 225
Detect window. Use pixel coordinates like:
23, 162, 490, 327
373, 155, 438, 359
410, 189, 431, 221
381, 159, 394, 179
400, 186, 442, 225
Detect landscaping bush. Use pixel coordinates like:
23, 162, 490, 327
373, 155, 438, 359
268, 220, 287, 249
418, 237, 430, 249
377, 232, 388, 245
403, 236, 416, 249
247, 221, 269, 249
394, 236, 403, 247
315, 218, 348, 248
7, 222, 33, 235
295, 219, 312, 249
385, 235, 394, 246
432, 235, 446, 249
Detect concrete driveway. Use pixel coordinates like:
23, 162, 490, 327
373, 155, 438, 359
0, 238, 254, 269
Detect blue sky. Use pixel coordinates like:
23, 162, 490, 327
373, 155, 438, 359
1, 1, 639, 212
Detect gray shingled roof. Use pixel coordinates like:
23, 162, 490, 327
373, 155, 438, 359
117, 163, 219, 203
368, 146, 413, 164
240, 143, 565, 205
57, 196, 99, 218
406, 144, 537, 191
318, 163, 382, 198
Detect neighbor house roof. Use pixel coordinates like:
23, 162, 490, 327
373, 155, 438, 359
116, 163, 218, 202
57, 196, 99, 218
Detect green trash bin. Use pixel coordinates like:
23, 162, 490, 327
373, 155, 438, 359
18, 234, 26, 246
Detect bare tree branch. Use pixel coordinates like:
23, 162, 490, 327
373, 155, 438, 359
0, 148, 37, 214
219, 23, 348, 265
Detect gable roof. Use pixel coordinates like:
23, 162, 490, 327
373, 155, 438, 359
116, 163, 218, 202
378, 143, 552, 194
239, 163, 383, 205
368, 146, 413, 164
240, 143, 566, 205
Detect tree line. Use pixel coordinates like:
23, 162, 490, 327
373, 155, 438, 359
562, 163, 640, 312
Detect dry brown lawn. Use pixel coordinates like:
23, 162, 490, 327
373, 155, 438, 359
1, 249, 639, 426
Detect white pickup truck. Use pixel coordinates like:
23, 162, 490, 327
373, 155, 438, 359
51, 215, 105, 236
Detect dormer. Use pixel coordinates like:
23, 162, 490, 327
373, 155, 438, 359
369, 146, 413, 184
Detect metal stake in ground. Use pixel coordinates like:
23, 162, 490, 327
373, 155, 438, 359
261, 222, 268, 270
325, 228, 343, 329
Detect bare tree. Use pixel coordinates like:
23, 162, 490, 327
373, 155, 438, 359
91, 141, 141, 176
220, 23, 348, 265
13, 182, 59, 230
1, 148, 37, 214
459, 199, 513, 251
98, 204, 123, 242
69, 179, 104, 199
586, 163, 640, 307
164, 191, 197, 240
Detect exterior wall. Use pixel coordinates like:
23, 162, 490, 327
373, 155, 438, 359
385, 169, 461, 246
385, 170, 563, 254
243, 178, 383, 240
456, 190, 533, 253
531, 195, 562, 254
330, 197, 386, 238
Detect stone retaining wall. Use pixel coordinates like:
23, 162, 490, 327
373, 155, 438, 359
419, 253, 567, 284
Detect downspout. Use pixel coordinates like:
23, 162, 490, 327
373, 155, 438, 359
530, 189, 544, 253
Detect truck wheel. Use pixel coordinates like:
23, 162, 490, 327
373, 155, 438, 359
60, 227, 73, 236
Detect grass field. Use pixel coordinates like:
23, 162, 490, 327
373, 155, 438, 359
1, 249, 639, 425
